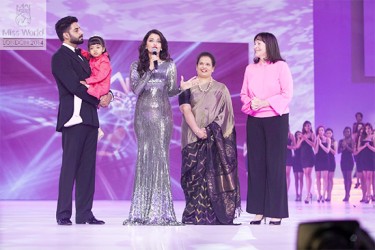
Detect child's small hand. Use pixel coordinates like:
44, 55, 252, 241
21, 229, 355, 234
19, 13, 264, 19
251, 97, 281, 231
80, 80, 90, 88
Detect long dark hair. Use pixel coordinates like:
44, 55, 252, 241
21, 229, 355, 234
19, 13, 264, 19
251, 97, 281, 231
253, 32, 285, 64
302, 121, 312, 134
354, 122, 364, 134
326, 128, 335, 143
362, 123, 373, 141
137, 29, 171, 77
316, 125, 325, 136
358, 127, 365, 145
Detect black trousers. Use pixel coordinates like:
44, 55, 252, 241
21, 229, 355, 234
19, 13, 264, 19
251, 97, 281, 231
246, 114, 289, 218
56, 124, 98, 222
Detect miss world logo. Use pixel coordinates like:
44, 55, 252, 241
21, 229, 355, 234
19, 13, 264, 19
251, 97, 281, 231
15, 4, 31, 27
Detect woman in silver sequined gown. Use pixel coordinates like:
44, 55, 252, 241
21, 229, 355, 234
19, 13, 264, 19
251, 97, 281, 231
123, 29, 180, 225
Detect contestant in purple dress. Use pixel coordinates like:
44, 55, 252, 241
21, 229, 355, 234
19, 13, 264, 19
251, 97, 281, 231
338, 127, 354, 202
325, 128, 337, 202
314, 126, 330, 203
300, 121, 315, 204
356, 123, 375, 203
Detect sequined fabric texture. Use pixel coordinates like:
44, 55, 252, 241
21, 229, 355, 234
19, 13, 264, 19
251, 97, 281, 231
123, 60, 181, 226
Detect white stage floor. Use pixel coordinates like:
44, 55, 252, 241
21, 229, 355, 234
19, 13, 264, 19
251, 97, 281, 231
1, 191, 374, 250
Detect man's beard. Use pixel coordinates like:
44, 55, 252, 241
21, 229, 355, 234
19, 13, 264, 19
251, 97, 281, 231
70, 36, 84, 45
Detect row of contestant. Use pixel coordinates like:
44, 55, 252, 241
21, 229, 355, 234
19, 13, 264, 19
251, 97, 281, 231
285, 122, 375, 204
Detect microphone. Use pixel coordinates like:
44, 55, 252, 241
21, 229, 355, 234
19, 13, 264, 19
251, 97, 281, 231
152, 48, 158, 70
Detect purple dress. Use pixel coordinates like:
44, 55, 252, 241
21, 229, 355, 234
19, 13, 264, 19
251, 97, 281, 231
315, 142, 329, 171
300, 138, 315, 168
358, 141, 375, 171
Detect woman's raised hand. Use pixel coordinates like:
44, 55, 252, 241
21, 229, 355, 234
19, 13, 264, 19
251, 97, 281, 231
180, 76, 197, 91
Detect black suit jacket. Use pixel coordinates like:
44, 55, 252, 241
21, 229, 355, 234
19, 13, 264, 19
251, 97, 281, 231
51, 45, 100, 132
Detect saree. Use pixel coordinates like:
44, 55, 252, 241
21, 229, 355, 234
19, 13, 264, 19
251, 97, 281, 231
179, 80, 241, 225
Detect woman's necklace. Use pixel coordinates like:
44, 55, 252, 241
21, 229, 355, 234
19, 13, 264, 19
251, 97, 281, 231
198, 77, 213, 92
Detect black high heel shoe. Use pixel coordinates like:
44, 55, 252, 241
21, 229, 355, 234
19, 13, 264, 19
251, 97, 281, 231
304, 193, 312, 204
269, 219, 282, 225
317, 195, 325, 203
250, 215, 266, 225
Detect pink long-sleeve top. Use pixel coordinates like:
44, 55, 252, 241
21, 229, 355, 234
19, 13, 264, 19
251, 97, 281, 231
81, 50, 112, 99
240, 60, 293, 117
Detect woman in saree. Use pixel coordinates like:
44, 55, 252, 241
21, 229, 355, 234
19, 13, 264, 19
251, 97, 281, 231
178, 52, 241, 225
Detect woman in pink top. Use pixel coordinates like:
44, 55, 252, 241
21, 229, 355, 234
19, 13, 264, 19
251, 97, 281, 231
240, 32, 293, 225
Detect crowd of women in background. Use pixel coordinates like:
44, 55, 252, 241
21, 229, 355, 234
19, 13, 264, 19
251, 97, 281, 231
285, 112, 375, 204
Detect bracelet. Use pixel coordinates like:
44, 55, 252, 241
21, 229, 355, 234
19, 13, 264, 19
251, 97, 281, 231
109, 90, 114, 102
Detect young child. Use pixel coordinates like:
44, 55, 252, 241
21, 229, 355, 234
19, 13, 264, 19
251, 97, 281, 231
64, 36, 112, 140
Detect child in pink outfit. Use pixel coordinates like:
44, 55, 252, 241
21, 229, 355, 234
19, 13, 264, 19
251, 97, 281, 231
64, 36, 112, 140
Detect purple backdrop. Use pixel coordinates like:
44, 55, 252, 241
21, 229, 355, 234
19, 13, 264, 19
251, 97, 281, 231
1, 0, 318, 200
364, 0, 375, 77
314, 0, 375, 139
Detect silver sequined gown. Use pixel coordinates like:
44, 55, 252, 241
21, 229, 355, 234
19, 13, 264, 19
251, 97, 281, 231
124, 60, 180, 225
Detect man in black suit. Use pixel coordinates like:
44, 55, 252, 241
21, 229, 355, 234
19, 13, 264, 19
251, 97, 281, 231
52, 16, 111, 225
